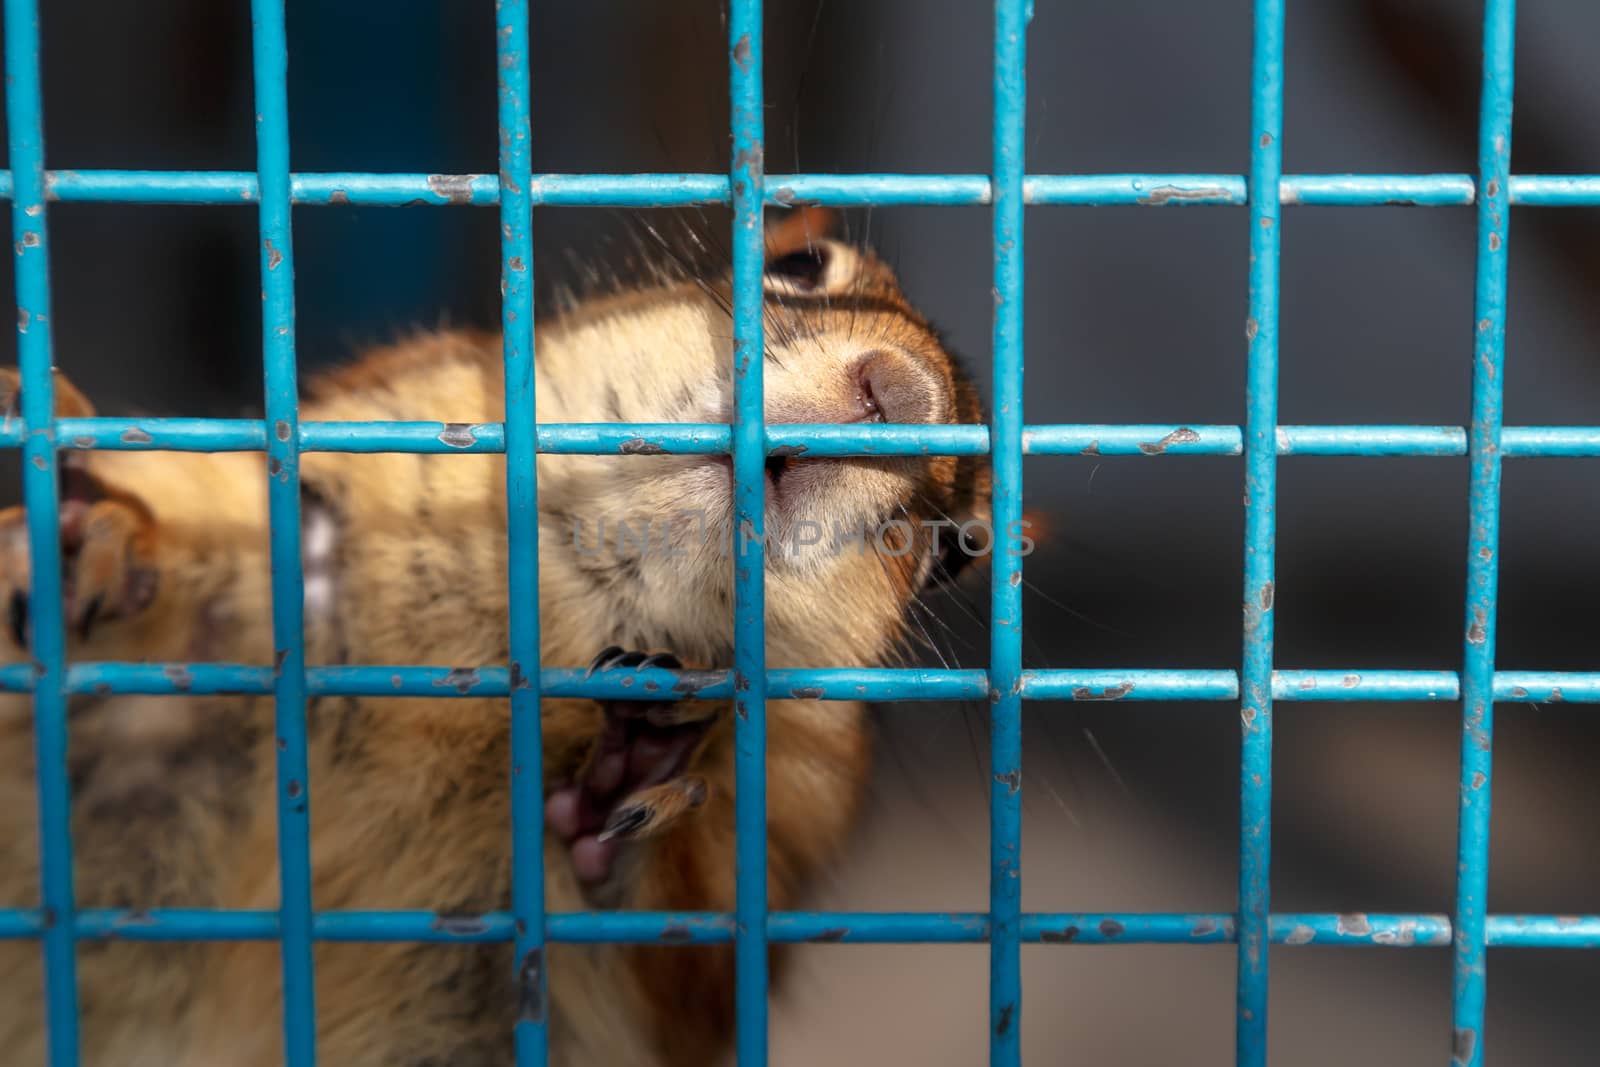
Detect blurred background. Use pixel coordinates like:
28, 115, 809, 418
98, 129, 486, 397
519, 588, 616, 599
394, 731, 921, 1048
2, 0, 1599, 1063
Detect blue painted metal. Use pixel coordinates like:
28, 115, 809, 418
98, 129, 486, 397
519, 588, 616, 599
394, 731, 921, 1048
486, 4, 556, 1064
494, 0, 549, 1061
1239, 0, 1285, 1061
7, 907, 1600, 952
728, 1, 770, 1062
990, 0, 1029, 1061
1454, 4, 1517, 1066
3, 0, 81, 1059
249, 0, 317, 1061
16, 418, 1600, 459
8, 169, 1600, 208
8, 664, 1600, 710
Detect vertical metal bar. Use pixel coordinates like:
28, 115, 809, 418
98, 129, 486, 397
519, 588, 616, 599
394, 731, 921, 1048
989, 0, 1028, 1063
729, 0, 768, 1062
495, 0, 548, 1063
3, 1, 80, 1062
1453, 3, 1516, 1065
1239, 0, 1285, 1062
249, 0, 316, 1062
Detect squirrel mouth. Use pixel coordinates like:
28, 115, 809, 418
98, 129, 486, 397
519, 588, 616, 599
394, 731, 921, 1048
710, 453, 823, 507
764, 454, 799, 493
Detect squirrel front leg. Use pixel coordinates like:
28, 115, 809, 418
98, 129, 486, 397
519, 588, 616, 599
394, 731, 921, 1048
546, 648, 871, 1067
0, 368, 162, 661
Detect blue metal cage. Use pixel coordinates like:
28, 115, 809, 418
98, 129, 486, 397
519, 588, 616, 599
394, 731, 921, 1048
0, 0, 1593, 1065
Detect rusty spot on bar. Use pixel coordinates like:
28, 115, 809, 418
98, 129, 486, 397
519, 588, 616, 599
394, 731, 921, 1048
660, 922, 694, 943
435, 668, 481, 695
438, 423, 477, 449
275, 420, 291, 442
1137, 427, 1201, 455
1098, 919, 1125, 938
619, 437, 667, 455
1373, 921, 1419, 947
119, 427, 153, 445
1259, 582, 1274, 611
1285, 924, 1315, 945
789, 686, 825, 700
1072, 682, 1133, 701
518, 948, 545, 1023
1452, 1027, 1476, 1066
330, 190, 350, 205
1336, 913, 1372, 937
994, 769, 1020, 795
671, 670, 719, 697
1191, 918, 1219, 937
265, 239, 283, 271
432, 915, 490, 937
163, 664, 194, 691
427, 173, 477, 204
994, 1003, 1014, 1038
1040, 925, 1079, 943
808, 927, 848, 943
1136, 185, 1232, 206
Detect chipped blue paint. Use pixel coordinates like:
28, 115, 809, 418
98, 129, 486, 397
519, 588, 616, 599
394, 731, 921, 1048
494, 0, 549, 1061
3, 0, 81, 1059
248, 0, 317, 1059
728, 1, 770, 1062
5, 663, 1600, 710
989, 1, 1029, 1062
1237, 0, 1285, 1062
7, 907, 1600, 954
5, 170, 1600, 208
15, 418, 1600, 459
1453, 3, 1517, 1065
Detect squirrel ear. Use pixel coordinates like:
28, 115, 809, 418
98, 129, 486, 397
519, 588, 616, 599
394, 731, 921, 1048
763, 206, 840, 260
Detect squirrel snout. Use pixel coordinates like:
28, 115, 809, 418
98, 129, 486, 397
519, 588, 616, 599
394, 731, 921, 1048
748, 348, 949, 427
851, 348, 943, 425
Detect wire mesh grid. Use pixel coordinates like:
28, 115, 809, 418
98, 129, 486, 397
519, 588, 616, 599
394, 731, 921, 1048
0, 0, 1594, 1065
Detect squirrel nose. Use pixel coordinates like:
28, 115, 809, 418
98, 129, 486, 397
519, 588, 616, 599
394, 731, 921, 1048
850, 349, 942, 424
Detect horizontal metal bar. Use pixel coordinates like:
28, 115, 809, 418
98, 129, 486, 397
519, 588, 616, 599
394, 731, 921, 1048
5, 664, 1598, 703
0, 909, 1590, 948
2, 171, 1599, 207
6, 420, 1600, 458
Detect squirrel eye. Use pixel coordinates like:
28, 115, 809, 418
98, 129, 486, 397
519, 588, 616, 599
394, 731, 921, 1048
764, 246, 829, 290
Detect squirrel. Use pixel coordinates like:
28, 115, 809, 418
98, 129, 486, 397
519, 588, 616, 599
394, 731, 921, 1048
0, 208, 991, 1066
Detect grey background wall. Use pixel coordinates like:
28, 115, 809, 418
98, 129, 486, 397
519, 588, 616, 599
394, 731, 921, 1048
2, 1, 1597, 1062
